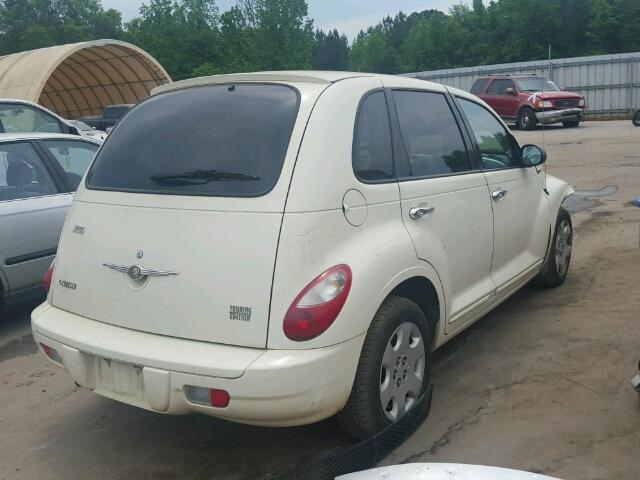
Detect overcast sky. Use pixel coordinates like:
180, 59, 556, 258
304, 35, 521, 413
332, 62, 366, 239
102, 0, 467, 40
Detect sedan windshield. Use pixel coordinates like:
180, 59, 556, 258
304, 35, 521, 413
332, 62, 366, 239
516, 78, 560, 92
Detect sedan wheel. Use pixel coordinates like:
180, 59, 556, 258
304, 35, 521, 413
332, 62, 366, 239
338, 296, 432, 439
379, 322, 426, 421
533, 207, 573, 288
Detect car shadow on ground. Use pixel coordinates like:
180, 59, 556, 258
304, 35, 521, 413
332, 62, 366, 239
27, 285, 551, 480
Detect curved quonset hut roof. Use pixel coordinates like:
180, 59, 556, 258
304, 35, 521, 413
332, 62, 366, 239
0, 39, 171, 119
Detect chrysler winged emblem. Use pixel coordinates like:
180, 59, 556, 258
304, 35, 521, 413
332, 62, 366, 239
103, 263, 179, 280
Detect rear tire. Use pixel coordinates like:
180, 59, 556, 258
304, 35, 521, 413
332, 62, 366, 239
633, 110, 640, 127
337, 296, 432, 440
562, 121, 580, 128
517, 107, 537, 130
534, 208, 573, 288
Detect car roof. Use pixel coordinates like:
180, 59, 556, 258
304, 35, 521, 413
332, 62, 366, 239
0, 98, 74, 124
477, 75, 541, 79
0, 132, 101, 144
152, 70, 449, 96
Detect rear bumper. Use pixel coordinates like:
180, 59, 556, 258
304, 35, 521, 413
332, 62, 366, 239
536, 108, 586, 124
32, 303, 364, 427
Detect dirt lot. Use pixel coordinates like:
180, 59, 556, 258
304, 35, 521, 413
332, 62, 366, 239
1, 120, 639, 480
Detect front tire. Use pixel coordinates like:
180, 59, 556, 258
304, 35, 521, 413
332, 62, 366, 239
562, 120, 580, 128
534, 207, 573, 288
337, 296, 432, 440
633, 110, 640, 127
518, 107, 537, 130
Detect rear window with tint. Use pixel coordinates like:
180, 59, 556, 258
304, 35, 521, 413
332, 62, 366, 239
86, 84, 299, 197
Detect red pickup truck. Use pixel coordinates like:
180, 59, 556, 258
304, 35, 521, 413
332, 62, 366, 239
470, 75, 586, 130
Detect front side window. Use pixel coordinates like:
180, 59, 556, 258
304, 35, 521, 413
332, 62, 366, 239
353, 91, 394, 182
393, 90, 472, 178
87, 84, 300, 197
42, 140, 99, 191
458, 98, 521, 170
486, 79, 514, 95
0, 104, 62, 134
0, 142, 57, 201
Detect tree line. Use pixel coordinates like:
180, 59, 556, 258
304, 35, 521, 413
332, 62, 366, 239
0, 0, 638, 81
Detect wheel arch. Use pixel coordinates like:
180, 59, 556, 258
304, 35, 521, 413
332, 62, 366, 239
546, 174, 575, 219
376, 264, 447, 348
516, 103, 536, 118
387, 276, 440, 347
542, 174, 574, 261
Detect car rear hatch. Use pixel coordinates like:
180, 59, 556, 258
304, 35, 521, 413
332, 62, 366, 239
50, 81, 326, 349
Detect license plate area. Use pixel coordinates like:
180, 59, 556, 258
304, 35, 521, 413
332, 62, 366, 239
94, 357, 145, 402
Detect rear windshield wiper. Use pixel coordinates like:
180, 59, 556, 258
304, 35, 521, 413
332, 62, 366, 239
150, 169, 260, 186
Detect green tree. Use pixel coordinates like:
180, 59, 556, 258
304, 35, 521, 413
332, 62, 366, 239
349, 27, 399, 73
312, 29, 348, 70
0, 0, 123, 55
586, 0, 619, 53
252, 0, 314, 70
124, 0, 220, 80
612, 0, 640, 52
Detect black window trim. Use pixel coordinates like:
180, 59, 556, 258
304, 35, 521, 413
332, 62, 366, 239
387, 87, 482, 183
36, 138, 101, 193
451, 95, 526, 173
351, 88, 397, 185
85, 82, 302, 198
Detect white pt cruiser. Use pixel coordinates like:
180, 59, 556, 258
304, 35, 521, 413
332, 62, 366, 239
32, 72, 573, 439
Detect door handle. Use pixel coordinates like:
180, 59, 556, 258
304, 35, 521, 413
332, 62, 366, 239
409, 206, 435, 220
492, 190, 508, 201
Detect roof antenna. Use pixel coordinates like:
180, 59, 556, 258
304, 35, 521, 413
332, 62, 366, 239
540, 44, 551, 190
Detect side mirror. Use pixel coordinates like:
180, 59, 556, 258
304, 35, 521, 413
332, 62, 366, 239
521, 144, 547, 167
505, 87, 515, 95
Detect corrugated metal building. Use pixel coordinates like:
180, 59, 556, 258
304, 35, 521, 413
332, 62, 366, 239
404, 52, 640, 118
0, 40, 171, 119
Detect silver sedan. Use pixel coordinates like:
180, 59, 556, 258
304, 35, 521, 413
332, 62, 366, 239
0, 133, 100, 305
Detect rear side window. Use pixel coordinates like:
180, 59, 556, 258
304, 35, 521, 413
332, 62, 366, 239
393, 90, 472, 178
470, 78, 489, 95
0, 104, 62, 134
353, 91, 394, 182
42, 140, 98, 191
0, 142, 57, 201
87, 84, 300, 197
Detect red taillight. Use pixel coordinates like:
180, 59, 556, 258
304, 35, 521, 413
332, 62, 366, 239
184, 385, 230, 408
210, 389, 231, 408
40, 343, 63, 364
283, 264, 352, 341
44, 259, 55, 292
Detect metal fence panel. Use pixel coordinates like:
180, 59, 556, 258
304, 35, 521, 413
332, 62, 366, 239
403, 52, 640, 117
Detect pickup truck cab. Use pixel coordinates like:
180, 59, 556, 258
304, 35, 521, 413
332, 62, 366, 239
78, 104, 133, 132
471, 75, 586, 130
